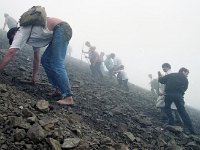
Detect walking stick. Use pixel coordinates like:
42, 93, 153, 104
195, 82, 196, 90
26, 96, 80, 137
81, 42, 85, 61
81, 41, 90, 64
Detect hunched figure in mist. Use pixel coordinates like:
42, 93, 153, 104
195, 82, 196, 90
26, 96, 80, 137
3, 13, 17, 30
0, 15, 74, 106
158, 67, 195, 134
148, 74, 159, 96
113, 65, 129, 91
82, 42, 103, 79
104, 53, 115, 78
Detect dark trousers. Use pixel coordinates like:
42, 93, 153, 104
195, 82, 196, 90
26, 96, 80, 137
122, 79, 129, 91
164, 94, 194, 133
90, 62, 103, 79
117, 73, 122, 85
117, 74, 129, 91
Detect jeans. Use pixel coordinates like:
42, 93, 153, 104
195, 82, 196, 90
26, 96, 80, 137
164, 94, 194, 133
41, 22, 73, 97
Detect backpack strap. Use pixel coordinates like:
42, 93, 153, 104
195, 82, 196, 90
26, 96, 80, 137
27, 26, 33, 43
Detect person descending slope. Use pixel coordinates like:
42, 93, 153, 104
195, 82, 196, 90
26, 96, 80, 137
159, 67, 195, 134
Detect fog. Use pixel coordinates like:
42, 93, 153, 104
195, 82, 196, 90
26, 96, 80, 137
1, 0, 200, 110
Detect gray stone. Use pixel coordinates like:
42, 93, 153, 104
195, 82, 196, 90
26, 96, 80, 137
39, 117, 58, 127
27, 123, 46, 142
165, 125, 183, 133
62, 138, 80, 149
36, 100, 49, 113
186, 141, 200, 150
113, 143, 129, 150
22, 108, 34, 117
124, 132, 136, 141
48, 138, 61, 150
0, 115, 5, 125
0, 84, 7, 93
100, 137, 114, 146
14, 128, 26, 141
25, 144, 33, 149
27, 115, 36, 123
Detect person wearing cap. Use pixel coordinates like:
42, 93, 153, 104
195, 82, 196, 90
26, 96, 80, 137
3, 13, 17, 30
0, 17, 74, 106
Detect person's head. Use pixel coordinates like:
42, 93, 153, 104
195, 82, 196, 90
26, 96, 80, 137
85, 41, 91, 47
7, 27, 19, 45
110, 53, 115, 59
4, 13, 9, 17
162, 63, 171, 73
148, 74, 152, 79
179, 67, 189, 77
119, 65, 124, 70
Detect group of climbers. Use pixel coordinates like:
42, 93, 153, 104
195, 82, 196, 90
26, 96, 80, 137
82, 41, 129, 91
1, 11, 196, 135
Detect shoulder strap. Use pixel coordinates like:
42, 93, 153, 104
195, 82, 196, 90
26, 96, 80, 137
27, 26, 33, 42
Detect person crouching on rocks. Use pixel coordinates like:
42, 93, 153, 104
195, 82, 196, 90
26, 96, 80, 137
114, 65, 129, 91
104, 53, 115, 78
0, 17, 74, 106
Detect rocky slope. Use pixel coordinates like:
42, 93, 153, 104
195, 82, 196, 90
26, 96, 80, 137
0, 47, 200, 150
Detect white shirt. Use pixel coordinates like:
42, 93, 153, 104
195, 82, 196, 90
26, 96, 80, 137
113, 57, 122, 67
158, 69, 177, 109
10, 26, 53, 50
120, 70, 128, 80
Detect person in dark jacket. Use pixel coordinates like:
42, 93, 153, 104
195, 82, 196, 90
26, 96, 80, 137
158, 67, 195, 134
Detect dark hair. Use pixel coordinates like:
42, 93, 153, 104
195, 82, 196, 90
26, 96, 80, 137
179, 67, 189, 73
162, 63, 171, 69
110, 53, 115, 58
7, 27, 19, 45
4, 13, 9, 17
85, 41, 91, 47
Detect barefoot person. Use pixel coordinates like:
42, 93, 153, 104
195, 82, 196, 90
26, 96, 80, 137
0, 15, 74, 105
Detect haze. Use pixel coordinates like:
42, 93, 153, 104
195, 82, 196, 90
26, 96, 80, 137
0, 0, 200, 110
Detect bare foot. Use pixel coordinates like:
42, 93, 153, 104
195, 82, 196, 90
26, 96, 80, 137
57, 96, 74, 105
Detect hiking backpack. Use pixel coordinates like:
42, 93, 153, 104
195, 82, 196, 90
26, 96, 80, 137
19, 6, 47, 27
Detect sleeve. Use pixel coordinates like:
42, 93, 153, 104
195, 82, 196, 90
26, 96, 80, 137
183, 77, 188, 92
10, 26, 31, 50
158, 75, 168, 84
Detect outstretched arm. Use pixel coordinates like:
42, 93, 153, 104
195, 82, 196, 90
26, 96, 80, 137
32, 48, 40, 83
0, 48, 17, 70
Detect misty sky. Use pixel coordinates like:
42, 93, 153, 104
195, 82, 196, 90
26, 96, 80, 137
0, 0, 200, 109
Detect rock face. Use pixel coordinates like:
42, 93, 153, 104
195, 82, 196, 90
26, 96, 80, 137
0, 47, 200, 149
